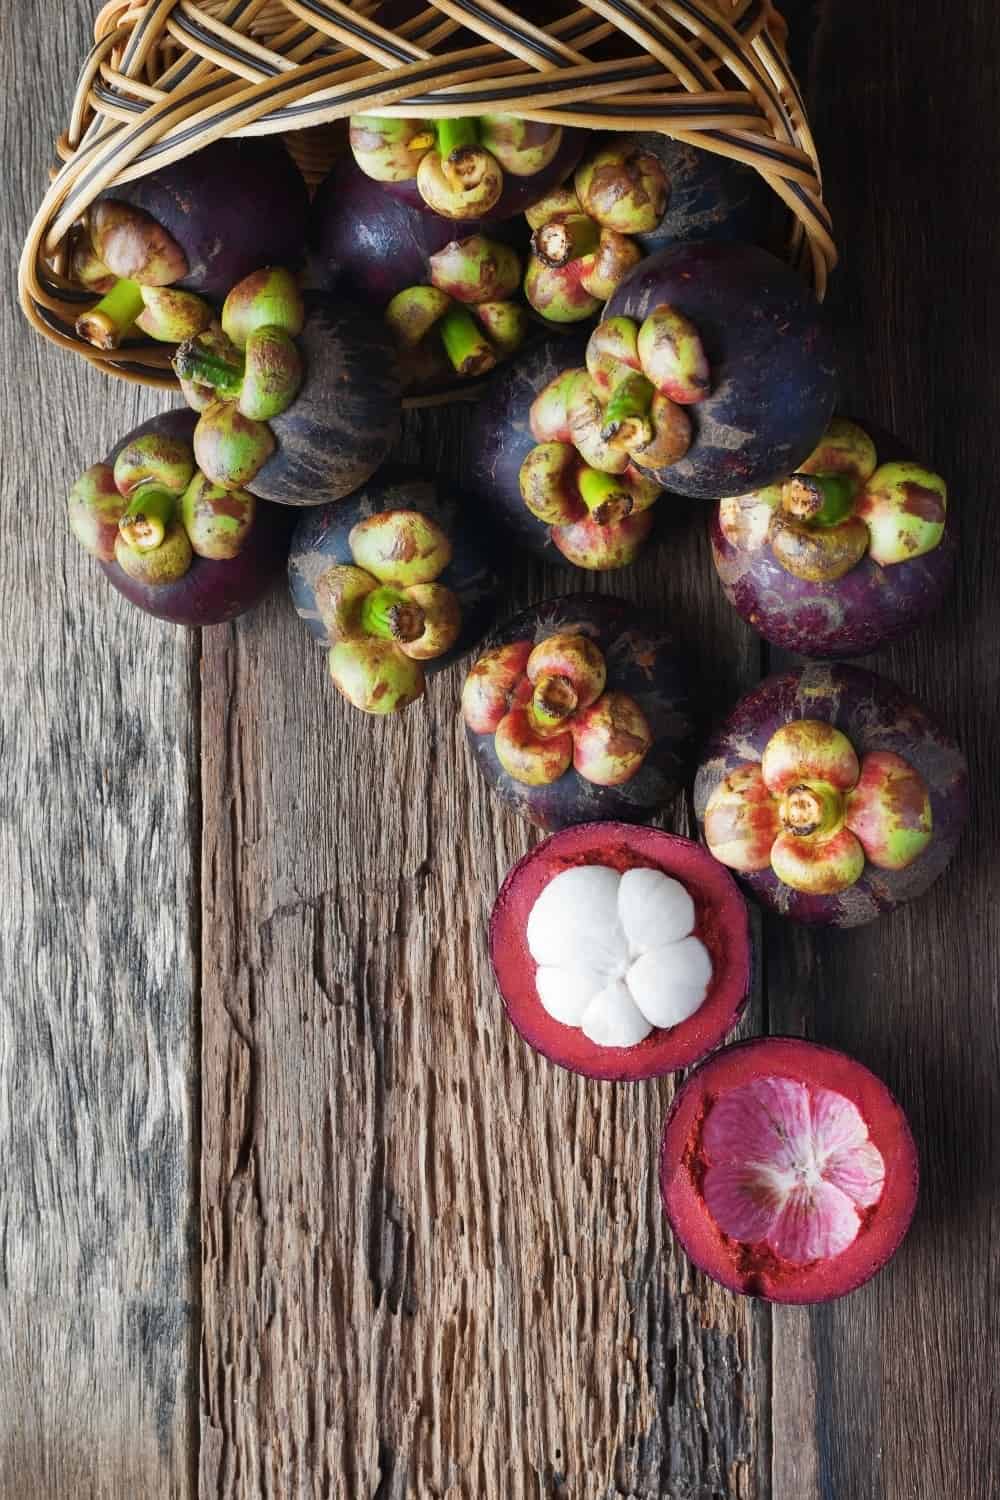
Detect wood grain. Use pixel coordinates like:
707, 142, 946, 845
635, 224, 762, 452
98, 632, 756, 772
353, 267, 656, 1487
0, 6, 198, 1496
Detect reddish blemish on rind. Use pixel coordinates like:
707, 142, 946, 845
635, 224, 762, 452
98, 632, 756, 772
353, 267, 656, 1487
490, 822, 750, 1083
660, 1037, 919, 1303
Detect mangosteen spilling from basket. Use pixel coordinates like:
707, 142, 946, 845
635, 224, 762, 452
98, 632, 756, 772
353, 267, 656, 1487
288, 466, 501, 715
694, 663, 968, 926
171, 270, 401, 507
602, 241, 838, 498
67, 409, 290, 626
73, 138, 310, 350
462, 594, 692, 829
660, 1036, 920, 1303
711, 417, 955, 657
348, 112, 584, 221
469, 333, 671, 570
490, 821, 751, 1082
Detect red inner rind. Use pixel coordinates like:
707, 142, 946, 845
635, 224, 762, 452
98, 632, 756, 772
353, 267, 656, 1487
489, 821, 751, 1082
659, 1036, 920, 1303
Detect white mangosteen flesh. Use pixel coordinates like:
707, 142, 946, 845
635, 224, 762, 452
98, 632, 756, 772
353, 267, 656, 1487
525, 864, 712, 1048
701, 1078, 886, 1263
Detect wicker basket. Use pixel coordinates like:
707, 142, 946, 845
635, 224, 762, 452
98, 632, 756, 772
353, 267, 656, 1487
19, 0, 836, 391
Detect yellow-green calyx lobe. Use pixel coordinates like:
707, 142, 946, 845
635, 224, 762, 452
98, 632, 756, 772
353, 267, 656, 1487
317, 510, 461, 715
703, 718, 934, 894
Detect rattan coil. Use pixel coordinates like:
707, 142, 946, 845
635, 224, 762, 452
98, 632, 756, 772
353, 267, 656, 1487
19, 0, 836, 390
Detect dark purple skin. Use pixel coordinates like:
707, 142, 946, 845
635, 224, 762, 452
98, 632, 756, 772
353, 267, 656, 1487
693, 663, 969, 926
710, 423, 957, 658
287, 465, 502, 674
604, 241, 838, 499
630, 135, 779, 256
468, 330, 591, 562
99, 410, 292, 626
249, 295, 402, 508
309, 155, 529, 308
98, 138, 309, 299
466, 594, 693, 831
379, 127, 586, 224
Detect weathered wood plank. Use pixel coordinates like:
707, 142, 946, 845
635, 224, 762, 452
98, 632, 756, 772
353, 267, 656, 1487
0, 4, 199, 1495
769, 3, 1000, 1497
199, 401, 768, 1496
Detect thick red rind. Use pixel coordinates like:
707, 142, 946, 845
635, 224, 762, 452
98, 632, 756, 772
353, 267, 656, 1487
659, 1036, 920, 1303
489, 821, 751, 1083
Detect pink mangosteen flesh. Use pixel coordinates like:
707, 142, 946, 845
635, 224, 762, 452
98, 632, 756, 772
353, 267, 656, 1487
660, 1036, 920, 1303
490, 822, 751, 1083
693, 664, 968, 926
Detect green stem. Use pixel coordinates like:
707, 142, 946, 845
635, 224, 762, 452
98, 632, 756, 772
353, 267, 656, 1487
577, 467, 634, 526
781, 473, 856, 526
438, 305, 496, 378
436, 117, 480, 157
529, 673, 578, 734
532, 213, 601, 269
779, 781, 844, 839
76, 278, 145, 350
361, 586, 425, 643
172, 336, 246, 401
601, 372, 655, 450
117, 485, 176, 552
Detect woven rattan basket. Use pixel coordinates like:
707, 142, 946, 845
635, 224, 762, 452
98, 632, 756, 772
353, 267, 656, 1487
19, 0, 836, 392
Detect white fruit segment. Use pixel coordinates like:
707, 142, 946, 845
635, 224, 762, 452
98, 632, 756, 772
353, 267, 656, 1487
525, 864, 712, 1048
701, 1077, 886, 1264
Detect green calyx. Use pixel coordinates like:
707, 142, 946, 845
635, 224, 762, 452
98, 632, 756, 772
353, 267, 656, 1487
174, 274, 303, 423
173, 332, 246, 400
386, 288, 511, 384
221, 268, 305, 347
193, 402, 275, 489
179, 473, 255, 560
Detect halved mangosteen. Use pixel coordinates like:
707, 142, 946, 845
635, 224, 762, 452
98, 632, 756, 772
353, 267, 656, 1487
490, 821, 751, 1082
462, 594, 692, 829
693, 663, 969, 926
660, 1036, 920, 1303
711, 417, 955, 658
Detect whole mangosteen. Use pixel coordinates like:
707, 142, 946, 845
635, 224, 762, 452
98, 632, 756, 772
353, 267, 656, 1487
711, 417, 955, 657
288, 466, 502, 715
660, 1036, 920, 1303
74, 138, 309, 349
172, 271, 402, 507
468, 333, 667, 570
601, 241, 838, 498
68, 408, 290, 626
490, 821, 751, 1082
694, 663, 968, 926
462, 594, 692, 829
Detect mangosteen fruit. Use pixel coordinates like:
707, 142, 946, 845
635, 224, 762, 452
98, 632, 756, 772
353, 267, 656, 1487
694, 663, 968, 926
173, 272, 401, 507
660, 1036, 920, 1303
68, 409, 290, 626
627, 134, 777, 256
711, 417, 955, 657
348, 113, 584, 222
490, 821, 751, 1082
309, 153, 530, 308
289, 466, 501, 714
602, 241, 838, 498
74, 138, 309, 349
462, 595, 692, 829
468, 333, 669, 569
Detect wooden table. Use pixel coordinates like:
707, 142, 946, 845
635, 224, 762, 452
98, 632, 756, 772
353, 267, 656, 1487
3, 3, 997, 1496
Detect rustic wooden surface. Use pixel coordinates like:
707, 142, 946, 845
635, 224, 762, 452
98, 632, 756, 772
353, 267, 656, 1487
2, 2, 998, 1497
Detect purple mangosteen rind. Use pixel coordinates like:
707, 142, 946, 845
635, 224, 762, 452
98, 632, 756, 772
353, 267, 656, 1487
693, 663, 969, 926
378, 126, 586, 224
97, 138, 310, 298
308, 154, 530, 308
247, 294, 402, 508
660, 1034, 920, 1303
711, 422, 957, 659
466, 594, 693, 831
630, 135, 780, 257
287, 465, 502, 674
604, 241, 838, 499
98, 408, 291, 625
489, 821, 752, 1083
468, 330, 591, 561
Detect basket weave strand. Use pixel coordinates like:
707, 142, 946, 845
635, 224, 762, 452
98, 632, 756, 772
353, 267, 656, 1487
20, 0, 836, 389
